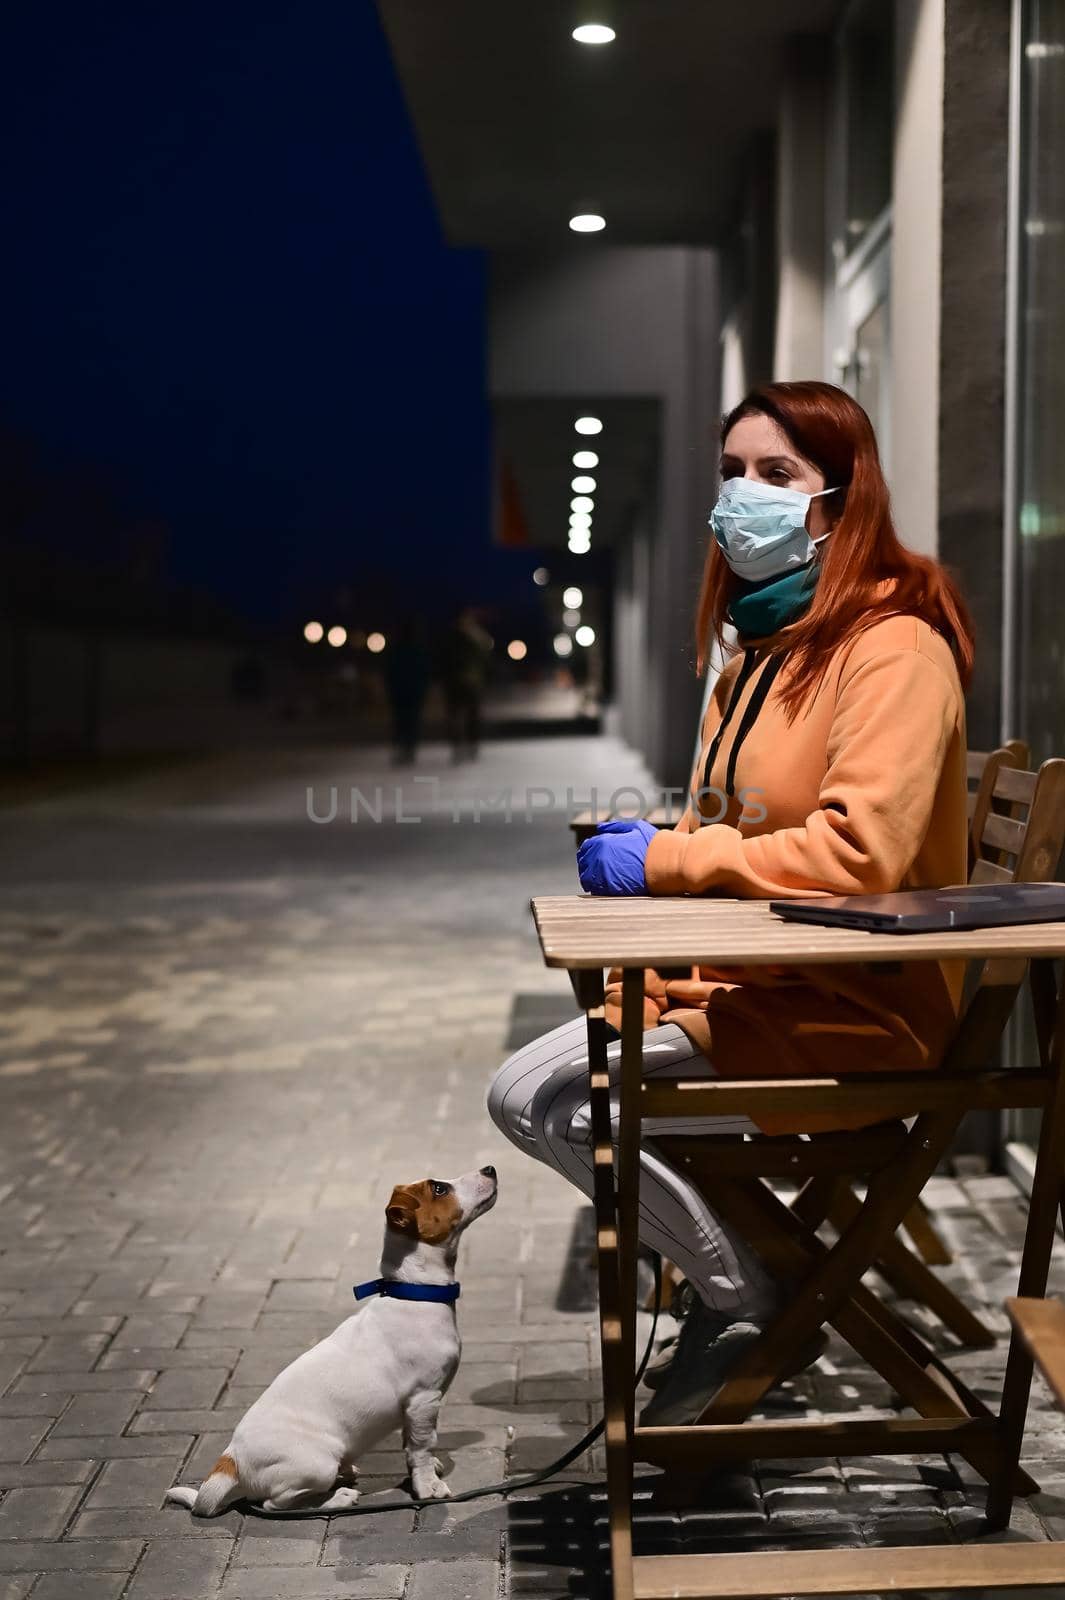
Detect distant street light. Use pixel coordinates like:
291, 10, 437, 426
569, 214, 605, 233
571, 475, 596, 494
533, 566, 550, 586
554, 633, 574, 658
366, 632, 386, 653
573, 451, 599, 469
575, 416, 603, 435
573, 23, 616, 44
563, 586, 584, 608
571, 496, 594, 514
575, 625, 596, 647
304, 620, 324, 644
327, 625, 347, 648
563, 608, 581, 627
507, 639, 527, 661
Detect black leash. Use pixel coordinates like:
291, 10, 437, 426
239, 1255, 664, 1520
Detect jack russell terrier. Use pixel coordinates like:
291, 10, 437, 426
166, 1165, 498, 1515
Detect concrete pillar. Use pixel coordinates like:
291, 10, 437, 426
937, 0, 1012, 749
891, 0, 944, 559
774, 41, 828, 382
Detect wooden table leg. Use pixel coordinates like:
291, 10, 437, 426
987, 958, 1065, 1528
572, 964, 640, 1600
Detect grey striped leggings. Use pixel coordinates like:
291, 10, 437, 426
486, 1013, 779, 1317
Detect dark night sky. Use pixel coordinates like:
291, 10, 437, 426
1, 2, 527, 624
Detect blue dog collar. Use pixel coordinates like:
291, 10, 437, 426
353, 1278, 460, 1305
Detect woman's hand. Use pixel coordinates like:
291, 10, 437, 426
577, 818, 658, 896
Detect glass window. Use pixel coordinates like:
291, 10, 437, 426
1006, 0, 1065, 1163
1017, 0, 1065, 766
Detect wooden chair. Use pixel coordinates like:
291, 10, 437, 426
1008, 1294, 1065, 1410
814, 743, 1042, 1350
638, 755, 1065, 1577
969, 737, 1030, 878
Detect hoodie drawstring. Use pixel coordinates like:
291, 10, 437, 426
702, 648, 788, 800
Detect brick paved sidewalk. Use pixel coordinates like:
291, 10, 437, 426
1, 737, 1064, 1600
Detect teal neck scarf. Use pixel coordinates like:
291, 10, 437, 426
727, 559, 820, 642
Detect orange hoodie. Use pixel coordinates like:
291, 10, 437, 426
602, 597, 970, 1135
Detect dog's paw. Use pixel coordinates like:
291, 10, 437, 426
413, 1474, 452, 1501
328, 1486, 361, 1510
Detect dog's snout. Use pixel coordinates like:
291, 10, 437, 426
480, 1165, 497, 1181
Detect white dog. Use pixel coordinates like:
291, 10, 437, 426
166, 1166, 498, 1515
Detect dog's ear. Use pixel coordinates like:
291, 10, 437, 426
385, 1186, 419, 1236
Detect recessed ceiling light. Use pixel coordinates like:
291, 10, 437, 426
573, 451, 599, 469
573, 23, 616, 45
575, 416, 603, 435
571, 496, 594, 514
571, 476, 597, 494
569, 213, 606, 233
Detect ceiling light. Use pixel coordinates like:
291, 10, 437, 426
573, 451, 599, 469
569, 213, 605, 233
563, 586, 584, 608
571, 495, 594, 514
571, 475, 596, 494
575, 625, 596, 647
575, 416, 603, 435
573, 23, 616, 44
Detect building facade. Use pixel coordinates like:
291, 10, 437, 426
380, 0, 1065, 1163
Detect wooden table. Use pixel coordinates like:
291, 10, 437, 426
530, 894, 1065, 1599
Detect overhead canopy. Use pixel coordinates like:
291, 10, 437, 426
376, 0, 843, 247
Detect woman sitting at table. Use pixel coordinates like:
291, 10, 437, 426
487, 379, 975, 1426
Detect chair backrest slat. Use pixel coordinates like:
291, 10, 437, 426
982, 810, 1029, 858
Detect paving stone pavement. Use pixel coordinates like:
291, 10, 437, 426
1, 737, 1064, 1599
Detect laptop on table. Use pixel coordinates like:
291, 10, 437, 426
769, 882, 1065, 934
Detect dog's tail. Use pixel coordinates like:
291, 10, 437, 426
166, 1452, 242, 1517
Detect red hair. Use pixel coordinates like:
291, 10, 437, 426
694, 381, 976, 718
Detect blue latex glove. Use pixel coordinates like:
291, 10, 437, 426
577, 818, 658, 896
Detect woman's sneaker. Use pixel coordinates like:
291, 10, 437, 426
639, 1308, 830, 1426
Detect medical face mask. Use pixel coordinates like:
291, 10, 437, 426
709, 477, 837, 582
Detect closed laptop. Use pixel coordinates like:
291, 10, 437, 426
769, 882, 1065, 934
